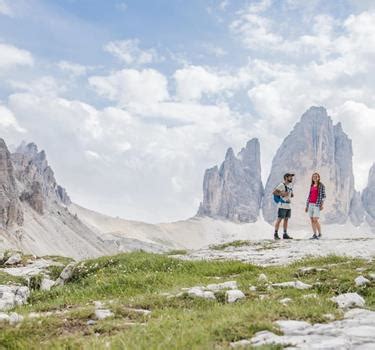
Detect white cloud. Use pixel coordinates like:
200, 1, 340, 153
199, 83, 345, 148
0, 104, 26, 132
0, 43, 33, 69
9, 76, 66, 97
89, 68, 169, 106
57, 61, 88, 76
0, 0, 13, 17
104, 39, 158, 65
5, 91, 250, 222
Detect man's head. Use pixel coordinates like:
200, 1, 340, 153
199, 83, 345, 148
283, 173, 295, 183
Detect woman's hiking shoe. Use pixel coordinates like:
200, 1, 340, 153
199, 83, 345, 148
310, 234, 319, 240
283, 233, 293, 239
274, 233, 280, 240
318, 233, 322, 238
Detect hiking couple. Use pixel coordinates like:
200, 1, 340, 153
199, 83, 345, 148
273, 172, 326, 240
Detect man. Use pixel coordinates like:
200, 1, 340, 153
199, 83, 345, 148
273, 173, 294, 240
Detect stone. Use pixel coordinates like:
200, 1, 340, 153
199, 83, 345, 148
0, 312, 10, 322
95, 309, 114, 320
275, 320, 311, 333
226, 290, 245, 303
206, 281, 237, 291
187, 287, 216, 300
230, 339, 251, 348
40, 278, 55, 291
0, 285, 30, 311
368, 273, 375, 281
197, 138, 264, 223
87, 319, 96, 326
279, 298, 292, 305
272, 281, 312, 289
9, 312, 23, 325
249, 286, 257, 292
331, 293, 365, 309
5, 253, 22, 265
257, 273, 268, 283
54, 262, 76, 286
355, 276, 370, 287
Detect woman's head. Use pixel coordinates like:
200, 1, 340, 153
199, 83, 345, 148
311, 172, 320, 186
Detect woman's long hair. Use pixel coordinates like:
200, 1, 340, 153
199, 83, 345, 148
311, 172, 323, 187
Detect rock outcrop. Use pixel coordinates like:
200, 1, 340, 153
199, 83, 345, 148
197, 138, 263, 222
0, 139, 23, 229
362, 163, 375, 228
11, 142, 71, 213
262, 107, 355, 225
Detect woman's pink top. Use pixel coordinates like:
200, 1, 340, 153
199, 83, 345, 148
309, 185, 318, 204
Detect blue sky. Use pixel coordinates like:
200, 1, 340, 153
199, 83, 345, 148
1, 0, 375, 222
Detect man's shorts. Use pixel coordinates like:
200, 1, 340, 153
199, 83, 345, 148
308, 203, 320, 218
278, 208, 291, 219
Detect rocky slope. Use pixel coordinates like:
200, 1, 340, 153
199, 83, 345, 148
0, 139, 115, 259
262, 107, 356, 225
197, 138, 263, 222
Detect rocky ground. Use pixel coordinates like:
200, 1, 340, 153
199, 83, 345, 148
175, 236, 375, 266
0, 243, 374, 349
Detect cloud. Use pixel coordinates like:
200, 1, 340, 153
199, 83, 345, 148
104, 39, 158, 65
57, 61, 88, 76
89, 68, 169, 106
0, 0, 13, 17
8, 76, 66, 97
0, 104, 26, 132
0, 43, 33, 69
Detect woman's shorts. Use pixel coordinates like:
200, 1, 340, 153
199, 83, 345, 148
308, 203, 320, 218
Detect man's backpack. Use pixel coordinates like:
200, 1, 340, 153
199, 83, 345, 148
273, 184, 288, 204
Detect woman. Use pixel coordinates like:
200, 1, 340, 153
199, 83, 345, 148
305, 173, 326, 239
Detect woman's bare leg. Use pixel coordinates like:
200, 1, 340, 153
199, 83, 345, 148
310, 218, 317, 235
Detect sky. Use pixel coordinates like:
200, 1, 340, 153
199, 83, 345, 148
1, 0, 375, 223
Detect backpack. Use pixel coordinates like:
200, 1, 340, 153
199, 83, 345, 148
273, 184, 288, 204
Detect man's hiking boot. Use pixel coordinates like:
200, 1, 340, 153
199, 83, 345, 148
283, 233, 293, 239
310, 234, 319, 240
274, 233, 280, 240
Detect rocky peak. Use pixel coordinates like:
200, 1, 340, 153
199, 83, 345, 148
362, 163, 375, 227
11, 141, 71, 212
0, 139, 23, 228
197, 138, 263, 223
262, 106, 355, 225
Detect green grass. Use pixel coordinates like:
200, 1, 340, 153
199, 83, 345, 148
0, 271, 27, 285
0, 252, 374, 349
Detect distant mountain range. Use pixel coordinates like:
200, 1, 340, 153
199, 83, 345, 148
198, 106, 375, 228
0, 106, 374, 259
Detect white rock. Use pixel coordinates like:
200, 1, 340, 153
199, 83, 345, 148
230, 339, 251, 348
95, 309, 114, 320
331, 293, 365, 309
258, 274, 268, 283
94, 301, 104, 309
279, 298, 292, 305
0, 312, 10, 322
272, 281, 312, 289
355, 276, 370, 286
323, 313, 335, 321
5, 253, 22, 266
0, 285, 30, 311
226, 290, 245, 303
9, 312, 23, 325
87, 319, 96, 325
275, 320, 311, 333
41, 278, 55, 291
368, 273, 375, 281
249, 286, 257, 292
54, 262, 76, 286
187, 287, 216, 300
206, 281, 237, 291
